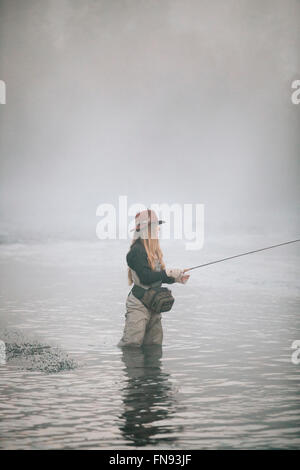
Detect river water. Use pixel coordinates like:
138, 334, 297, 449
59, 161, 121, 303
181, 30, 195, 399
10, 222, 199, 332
0, 238, 299, 449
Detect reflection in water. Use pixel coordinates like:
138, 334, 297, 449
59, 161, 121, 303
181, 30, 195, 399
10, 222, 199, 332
119, 345, 182, 447
1, 241, 299, 449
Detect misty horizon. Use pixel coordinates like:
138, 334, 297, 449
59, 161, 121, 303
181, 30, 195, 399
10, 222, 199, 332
0, 0, 299, 242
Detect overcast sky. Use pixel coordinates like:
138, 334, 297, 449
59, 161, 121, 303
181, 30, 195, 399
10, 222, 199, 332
0, 0, 299, 241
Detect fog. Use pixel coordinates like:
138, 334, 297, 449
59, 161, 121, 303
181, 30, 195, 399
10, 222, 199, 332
1, 2, 300, 450
0, 0, 299, 242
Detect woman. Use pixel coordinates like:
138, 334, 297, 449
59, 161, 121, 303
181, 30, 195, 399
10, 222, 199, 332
118, 209, 190, 348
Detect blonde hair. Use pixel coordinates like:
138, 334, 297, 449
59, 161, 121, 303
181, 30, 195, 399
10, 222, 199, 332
127, 225, 166, 285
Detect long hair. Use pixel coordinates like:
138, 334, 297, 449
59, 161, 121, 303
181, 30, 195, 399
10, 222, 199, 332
127, 225, 166, 285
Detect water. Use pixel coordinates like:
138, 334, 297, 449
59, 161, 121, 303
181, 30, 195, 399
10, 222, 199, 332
0, 238, 299, 449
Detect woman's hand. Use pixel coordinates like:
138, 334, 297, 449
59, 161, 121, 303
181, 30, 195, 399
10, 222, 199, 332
179, 273, 190, 284
166, 268, 183, 281
179, 268, 190, 284
166, 268, 190, 284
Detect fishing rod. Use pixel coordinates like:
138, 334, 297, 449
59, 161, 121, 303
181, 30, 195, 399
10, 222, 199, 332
184, 238, 300, 272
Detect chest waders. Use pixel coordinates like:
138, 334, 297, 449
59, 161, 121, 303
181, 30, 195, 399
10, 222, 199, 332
117, 260, 165, 347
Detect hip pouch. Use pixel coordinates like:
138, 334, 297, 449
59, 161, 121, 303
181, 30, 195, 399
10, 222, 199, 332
132, 285, 175, 314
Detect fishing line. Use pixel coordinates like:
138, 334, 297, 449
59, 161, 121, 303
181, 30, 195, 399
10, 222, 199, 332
184, 238, 300, 272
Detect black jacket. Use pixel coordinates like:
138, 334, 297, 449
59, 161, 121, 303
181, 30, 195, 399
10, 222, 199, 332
126, 238, 175, 286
